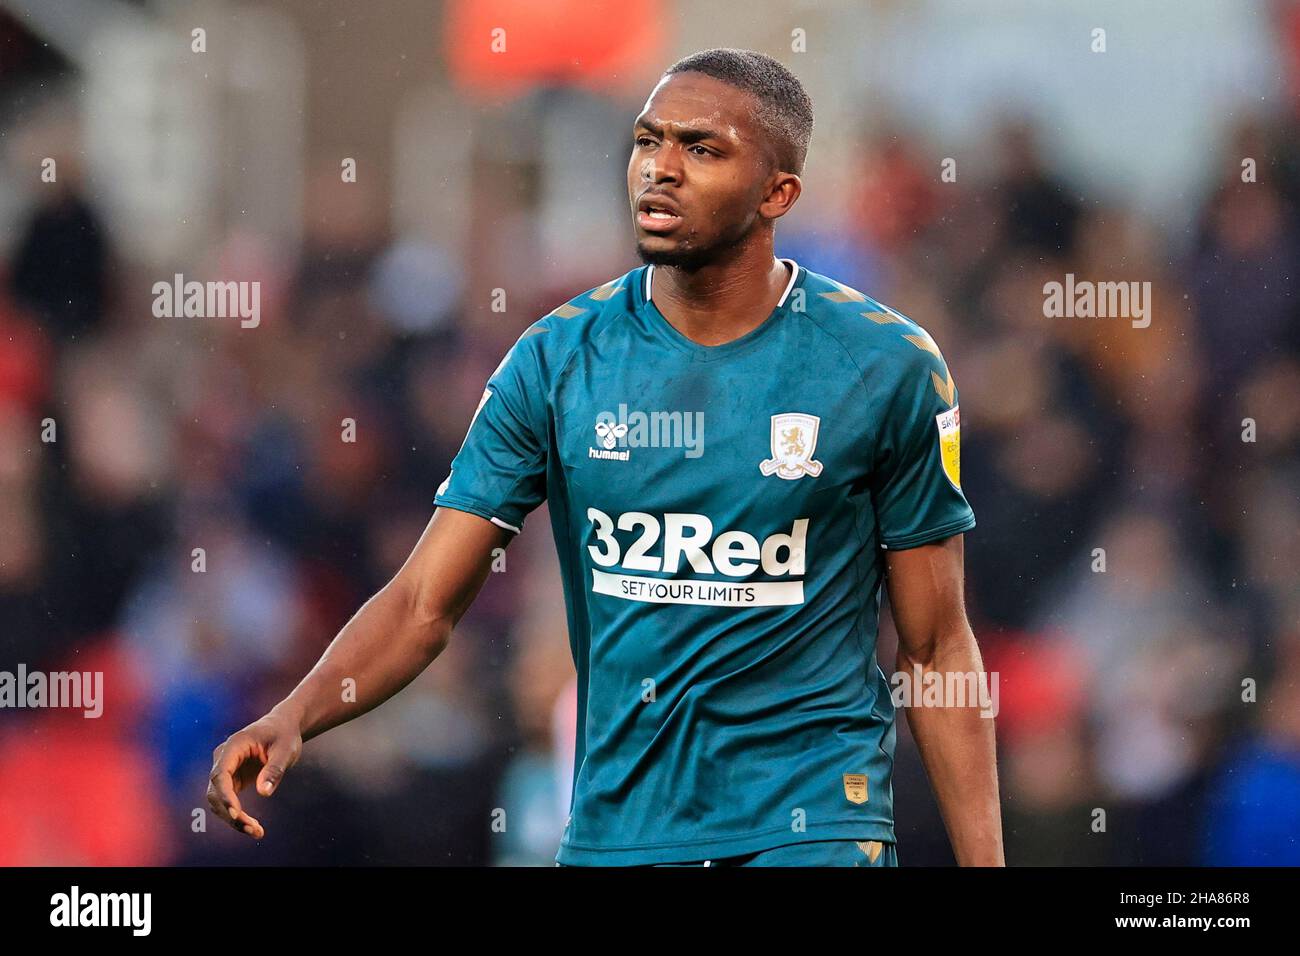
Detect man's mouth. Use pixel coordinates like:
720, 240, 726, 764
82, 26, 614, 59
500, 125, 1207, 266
637, 209, 683, 233
636, 195, 684, 234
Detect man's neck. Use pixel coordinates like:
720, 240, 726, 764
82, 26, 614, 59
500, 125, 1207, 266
650, 250, 793, 348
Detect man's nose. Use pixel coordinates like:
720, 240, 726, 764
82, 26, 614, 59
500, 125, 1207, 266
644, 146, 682, 184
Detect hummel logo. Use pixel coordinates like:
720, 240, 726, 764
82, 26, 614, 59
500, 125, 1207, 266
594, 420, 628, 449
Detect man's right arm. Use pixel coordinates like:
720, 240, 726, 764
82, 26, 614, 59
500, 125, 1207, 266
205, 506, 512, 839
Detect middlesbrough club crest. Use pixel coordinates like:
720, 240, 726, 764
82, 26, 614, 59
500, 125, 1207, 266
759, 413, 824, 480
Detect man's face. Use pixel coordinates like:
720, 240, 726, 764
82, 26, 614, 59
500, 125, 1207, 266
628, 72, 779, 269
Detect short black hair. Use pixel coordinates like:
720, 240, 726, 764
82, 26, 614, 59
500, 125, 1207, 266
663, 48, 814, 176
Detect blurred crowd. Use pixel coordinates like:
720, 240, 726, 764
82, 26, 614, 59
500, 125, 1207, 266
851, 116, 1300, 866
3, 42, 1300, 869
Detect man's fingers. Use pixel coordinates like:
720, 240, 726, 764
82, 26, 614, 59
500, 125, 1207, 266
206, 727, 294, 839
210, 774, 264, 839
256, 768, 281, 796
230, 807, 265, 840
208, 766, 244, 823
206, 778, 235, 824
206, 732, 280, 839
256, 737, 297, 796
208, 736, 257, 823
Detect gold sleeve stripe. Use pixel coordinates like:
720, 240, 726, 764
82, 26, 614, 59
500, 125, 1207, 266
818, 278, 868, 303
548, 302, 585, 319
861, 308, 904, 325
588, 280, 623, 302
931, 368, 956, 406
903, 332, 943, 360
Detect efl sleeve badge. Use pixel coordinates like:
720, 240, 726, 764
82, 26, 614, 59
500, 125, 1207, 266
935, 405, 961, 490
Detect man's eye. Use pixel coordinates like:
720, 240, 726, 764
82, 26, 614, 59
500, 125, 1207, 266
636, 136, 656, 147
689, 145, 711, 156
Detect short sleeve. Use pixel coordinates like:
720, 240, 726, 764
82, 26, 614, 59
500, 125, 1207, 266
870, 348, 975, 550
434, 332, 549, 533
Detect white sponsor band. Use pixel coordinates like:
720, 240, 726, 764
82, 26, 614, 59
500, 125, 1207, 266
591, 568, 804, 607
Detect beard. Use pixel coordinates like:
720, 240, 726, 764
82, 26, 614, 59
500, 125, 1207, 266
634, 240, 717, 271
634, 219, 751, 271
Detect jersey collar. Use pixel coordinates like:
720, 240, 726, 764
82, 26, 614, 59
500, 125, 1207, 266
638, 258, 804, 360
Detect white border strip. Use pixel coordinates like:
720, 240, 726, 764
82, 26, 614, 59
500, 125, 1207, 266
646, 258, 799, 305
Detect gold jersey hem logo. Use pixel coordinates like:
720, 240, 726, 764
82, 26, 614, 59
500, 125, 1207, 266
856, 840, 884, 863
843, 773, 869, 804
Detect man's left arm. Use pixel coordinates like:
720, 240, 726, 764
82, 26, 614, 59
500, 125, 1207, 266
885, 533, 1004, 866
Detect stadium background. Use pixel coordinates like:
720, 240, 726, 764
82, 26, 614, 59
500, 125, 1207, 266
1, 0, 1298, 865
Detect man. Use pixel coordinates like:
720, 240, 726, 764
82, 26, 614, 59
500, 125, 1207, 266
207, 48, 1004, 867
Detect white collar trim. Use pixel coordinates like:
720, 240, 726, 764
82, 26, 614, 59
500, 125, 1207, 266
645, 258, 800, 307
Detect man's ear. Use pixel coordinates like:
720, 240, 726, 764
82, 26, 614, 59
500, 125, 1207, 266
760, 172, 802, 221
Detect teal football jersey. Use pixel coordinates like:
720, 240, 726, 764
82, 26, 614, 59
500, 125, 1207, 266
434, 258, 975, 865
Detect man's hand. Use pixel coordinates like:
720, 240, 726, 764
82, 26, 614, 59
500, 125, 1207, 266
202, 507, 511, 842
206, 708, 304, 839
